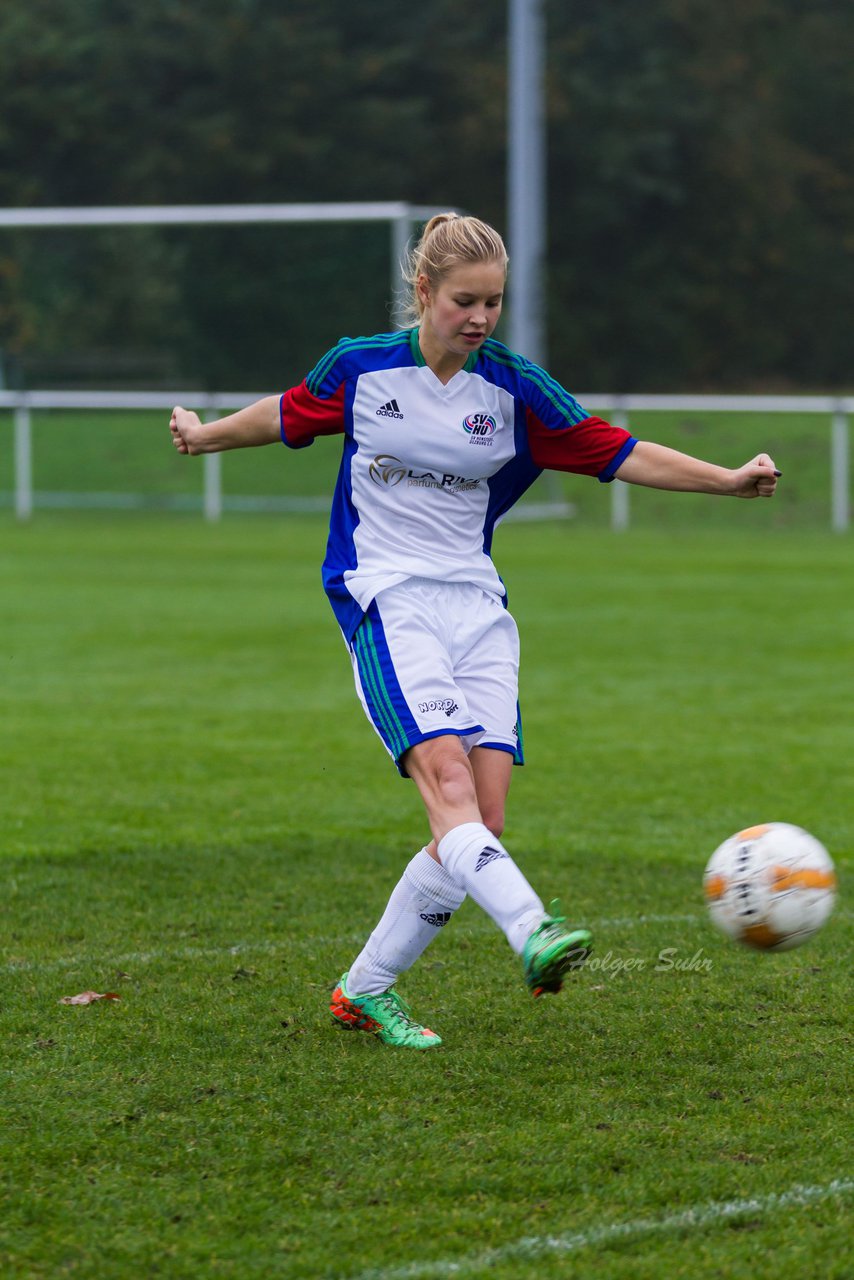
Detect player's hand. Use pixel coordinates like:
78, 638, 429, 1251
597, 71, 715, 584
170, 406, 203, 455
731, 453, 781, 499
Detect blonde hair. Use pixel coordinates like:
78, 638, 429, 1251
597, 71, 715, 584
400, 212, 508, 325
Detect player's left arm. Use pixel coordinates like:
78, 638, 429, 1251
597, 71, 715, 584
615, 441, 781, 499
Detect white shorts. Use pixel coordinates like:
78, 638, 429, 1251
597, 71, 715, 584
348, 577, 523, 774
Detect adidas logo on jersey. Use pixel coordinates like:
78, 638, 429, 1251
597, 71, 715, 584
475, 846, 509, 872
376, 399, 404, 419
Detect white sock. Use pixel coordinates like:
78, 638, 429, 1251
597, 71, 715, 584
346, 848, 466, 997
437, 822, 545, 955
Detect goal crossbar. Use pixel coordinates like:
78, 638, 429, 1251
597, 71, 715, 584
0, 202, 453, 229
0, 201, 458, 333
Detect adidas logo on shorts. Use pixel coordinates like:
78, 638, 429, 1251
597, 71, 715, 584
376, 399, 404, 419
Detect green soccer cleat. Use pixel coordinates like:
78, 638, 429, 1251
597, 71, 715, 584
523, 900, 593, 997
329, 973, 442, 1049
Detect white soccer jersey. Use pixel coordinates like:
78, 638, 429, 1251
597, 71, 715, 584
279, 328, 636, 641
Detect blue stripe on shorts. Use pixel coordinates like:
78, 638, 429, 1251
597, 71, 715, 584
351, 600, 421, 763
479, 699, 525, 766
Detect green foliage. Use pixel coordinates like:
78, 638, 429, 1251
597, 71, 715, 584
547, 0, 854, 389
0, 1, 852, 389
0, 515, 852, 1277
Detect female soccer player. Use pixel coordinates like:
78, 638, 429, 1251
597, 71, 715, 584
170, 213, 780, 1049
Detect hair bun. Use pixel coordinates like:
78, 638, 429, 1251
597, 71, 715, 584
421, 212, 461, 239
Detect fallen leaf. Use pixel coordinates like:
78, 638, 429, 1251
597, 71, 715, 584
59, 990, 121, 1006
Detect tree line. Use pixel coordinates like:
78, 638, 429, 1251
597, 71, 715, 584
0, 0, 851, 392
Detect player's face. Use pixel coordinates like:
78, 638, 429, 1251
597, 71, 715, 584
418, 261, 505, 371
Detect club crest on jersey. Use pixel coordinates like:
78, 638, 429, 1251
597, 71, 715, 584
463, 412, 496, 446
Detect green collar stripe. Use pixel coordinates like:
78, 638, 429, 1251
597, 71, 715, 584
409, 327, 426, 366
410, 328, 478, 374
482, 343, 587, 423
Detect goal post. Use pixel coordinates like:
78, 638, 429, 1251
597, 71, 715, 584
0, 201, 454, 331
0, 200, 575, 521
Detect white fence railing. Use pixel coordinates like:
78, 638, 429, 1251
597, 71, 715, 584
1, 390, 851, 531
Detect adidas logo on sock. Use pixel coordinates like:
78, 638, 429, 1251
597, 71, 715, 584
475, 846, 509, 872
376, 399, 404, 419
419, 910, 452, 928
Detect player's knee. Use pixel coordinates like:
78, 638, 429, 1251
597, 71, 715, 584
406, 736, 479, 816
434, 754, 477, 810
480, 806, 505, 840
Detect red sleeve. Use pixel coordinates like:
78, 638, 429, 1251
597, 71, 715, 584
279, 380, 346, 449
526, 410, 637, 480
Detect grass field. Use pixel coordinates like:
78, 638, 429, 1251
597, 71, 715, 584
1, 505, 852, 1277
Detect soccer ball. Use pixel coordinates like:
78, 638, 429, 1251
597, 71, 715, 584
704, 823, 837, 951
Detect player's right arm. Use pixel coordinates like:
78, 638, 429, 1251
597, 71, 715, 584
170, 395, 281, 455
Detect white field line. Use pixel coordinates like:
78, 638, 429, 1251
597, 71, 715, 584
351, 1178, 854, 1280
1, 939, 289, 975
595, 911, 701, 928
0, 913, 704, 975
5, 909, 850, 976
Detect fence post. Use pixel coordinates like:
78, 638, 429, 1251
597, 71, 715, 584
202, 404, 222, 521
390, 212, 412, 329
831, 407, 849, 533
14, 398, 33, 520
610, 402, 630, 531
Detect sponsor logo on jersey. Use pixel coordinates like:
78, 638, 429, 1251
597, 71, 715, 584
463, 412, 496, 446
369, 454, 481, 493
418, 697, 459, 717
376, 398, 404, 419
369, 454, 408, 486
